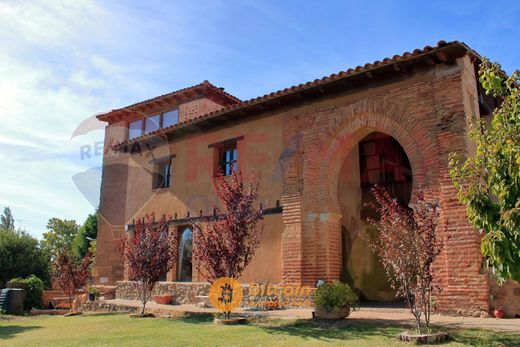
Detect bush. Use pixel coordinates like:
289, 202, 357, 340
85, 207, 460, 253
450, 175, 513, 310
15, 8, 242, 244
313, 281, 358, 311
7, 275, 44, 310
0, 228, 51, 288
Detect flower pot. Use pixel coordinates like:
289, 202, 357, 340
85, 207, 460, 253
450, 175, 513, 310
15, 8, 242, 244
314, 306, 350, 320
494, 308, 505, 319
154, 295, 172, 305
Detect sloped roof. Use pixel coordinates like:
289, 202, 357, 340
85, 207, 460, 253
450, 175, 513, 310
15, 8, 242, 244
112, 40, 480, 150
96, 80, 241, 122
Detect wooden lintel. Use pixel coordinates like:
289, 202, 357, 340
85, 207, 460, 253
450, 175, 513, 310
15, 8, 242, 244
424, 57, 436, 66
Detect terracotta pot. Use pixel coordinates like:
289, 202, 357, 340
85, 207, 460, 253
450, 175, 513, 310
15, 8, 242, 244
494, 308, 505, 319
154, 295, 172, 305
314, 306, 351, 320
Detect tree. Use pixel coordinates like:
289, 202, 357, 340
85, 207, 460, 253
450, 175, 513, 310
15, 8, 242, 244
366, 185, 443, 333
53, 249, 91, 313
72, 211, 98, 258
449, 59, 520, 283
41, 218, 79, 259
0, 228, 51, 288
119, 215, 177, 315
191, 169, 263, 318
0, 207, 15, 231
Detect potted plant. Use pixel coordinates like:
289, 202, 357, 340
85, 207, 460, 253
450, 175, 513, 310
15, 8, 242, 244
87, 286, 99, 302
313, 281, 358, 320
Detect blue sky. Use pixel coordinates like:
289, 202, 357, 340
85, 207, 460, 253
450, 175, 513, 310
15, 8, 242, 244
0, 0, 519, 239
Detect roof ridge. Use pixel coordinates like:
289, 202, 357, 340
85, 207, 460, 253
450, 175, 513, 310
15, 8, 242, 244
98, 80, 241, 119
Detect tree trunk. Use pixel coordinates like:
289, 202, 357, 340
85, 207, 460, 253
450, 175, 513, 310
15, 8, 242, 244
68, 287, 73, 313
141, 283, 147, 315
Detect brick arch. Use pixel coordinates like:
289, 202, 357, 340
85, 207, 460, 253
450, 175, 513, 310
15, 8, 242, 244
303, 99, 440, 215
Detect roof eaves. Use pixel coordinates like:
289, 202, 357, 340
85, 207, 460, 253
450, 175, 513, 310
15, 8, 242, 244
113, 40, 474, 150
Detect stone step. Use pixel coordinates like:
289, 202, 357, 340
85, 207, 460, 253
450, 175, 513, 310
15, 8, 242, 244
195, 295, 211, 308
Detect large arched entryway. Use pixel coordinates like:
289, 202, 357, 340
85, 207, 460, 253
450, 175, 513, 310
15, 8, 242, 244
338, 132, 412, 302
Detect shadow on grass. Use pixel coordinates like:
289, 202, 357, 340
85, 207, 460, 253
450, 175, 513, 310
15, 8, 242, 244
82, 312, 130, 318
0, 325, 41, 340
172, 312, 214, 325
449, 328, 520, 347
256, 318, 401, 342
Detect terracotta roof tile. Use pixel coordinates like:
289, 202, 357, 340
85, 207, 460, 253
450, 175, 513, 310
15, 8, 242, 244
112, 40, 480, 149
96, 80, 240, 121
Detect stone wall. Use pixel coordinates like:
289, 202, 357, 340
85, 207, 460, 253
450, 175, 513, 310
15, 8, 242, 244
115, 281, 314, 308
116, 281, 211, 305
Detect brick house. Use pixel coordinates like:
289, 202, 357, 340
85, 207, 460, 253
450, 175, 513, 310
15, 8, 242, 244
95, 41, 519, 317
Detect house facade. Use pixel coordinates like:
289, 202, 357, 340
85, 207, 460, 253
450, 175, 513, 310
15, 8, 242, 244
94, 41, 520, 317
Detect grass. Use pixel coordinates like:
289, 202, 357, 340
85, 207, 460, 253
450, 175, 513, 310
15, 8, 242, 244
0, 313, 519, 346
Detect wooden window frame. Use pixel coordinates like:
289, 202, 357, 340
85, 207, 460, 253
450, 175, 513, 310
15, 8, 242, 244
208, 136, 244, 177
151, 155, 175, 190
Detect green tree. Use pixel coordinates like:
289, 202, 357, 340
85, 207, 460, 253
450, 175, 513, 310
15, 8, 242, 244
0, 228, 51, 288
71, 211, 98, 258
0, 207, 15, 231
449, 59, 520, 283
41, 218, 79, 259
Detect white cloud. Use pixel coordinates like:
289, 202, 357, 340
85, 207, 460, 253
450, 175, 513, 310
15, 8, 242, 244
0, 1, 148, 238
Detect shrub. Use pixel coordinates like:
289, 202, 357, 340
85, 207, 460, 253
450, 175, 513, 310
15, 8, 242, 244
313, 281, 358, 311
0, 228, 51, 288
7, 275, 44, 310
87, 286, 99, 296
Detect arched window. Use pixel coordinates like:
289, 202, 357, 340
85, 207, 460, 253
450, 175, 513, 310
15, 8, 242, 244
177, 227, 192, 282
359, 132, 412, 206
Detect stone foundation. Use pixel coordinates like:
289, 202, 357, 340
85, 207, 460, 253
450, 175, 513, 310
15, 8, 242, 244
116, 281, 211, 305
115, 281, 315, 308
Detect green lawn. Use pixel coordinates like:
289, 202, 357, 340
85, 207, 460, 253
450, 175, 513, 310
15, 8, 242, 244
1, 313, 519, 346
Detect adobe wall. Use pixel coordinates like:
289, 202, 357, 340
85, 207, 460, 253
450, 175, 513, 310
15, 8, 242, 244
337, 145, 396, 301
490, 279, 520, 318
96, 109, 284, 285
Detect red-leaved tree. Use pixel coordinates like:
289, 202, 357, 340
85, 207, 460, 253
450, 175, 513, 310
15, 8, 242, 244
53, 249, 91, 313
119, 214, 177, 315
366, 185, 444, 333
191, 169, 264, 281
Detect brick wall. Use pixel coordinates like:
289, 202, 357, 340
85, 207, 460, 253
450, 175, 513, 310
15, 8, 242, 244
280, 56, 490, 316
179, 97, 226, 123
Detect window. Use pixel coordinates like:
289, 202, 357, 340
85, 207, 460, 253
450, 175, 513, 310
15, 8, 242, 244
128, 119, 143, 139
153, 158, 172, 189
219, 143, 237, 176
177, 227, 192, 282
145, 114, 160, 134
359, 132, 412, 207
127, 109, 179, 140
162, 109, 179, 128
